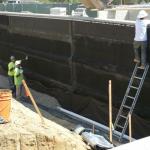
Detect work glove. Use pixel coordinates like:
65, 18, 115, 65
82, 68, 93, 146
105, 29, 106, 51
20, 69, 23, 74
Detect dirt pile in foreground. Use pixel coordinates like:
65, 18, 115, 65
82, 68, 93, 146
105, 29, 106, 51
0, 100, 90, 150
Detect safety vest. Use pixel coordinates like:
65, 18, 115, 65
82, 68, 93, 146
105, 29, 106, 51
8, 62, 15, 76
14, 67, 23, 86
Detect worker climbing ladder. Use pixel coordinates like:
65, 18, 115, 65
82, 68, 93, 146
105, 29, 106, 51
114, 64, 149, 141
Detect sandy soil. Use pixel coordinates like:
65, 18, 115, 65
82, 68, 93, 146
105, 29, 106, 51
0, 100, 90, 150
0, 75, 91, 150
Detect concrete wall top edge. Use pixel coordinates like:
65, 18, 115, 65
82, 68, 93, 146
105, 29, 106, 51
0, 11, 135, 26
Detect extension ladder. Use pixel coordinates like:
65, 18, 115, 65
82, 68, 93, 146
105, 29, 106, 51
114, 64, 149, 141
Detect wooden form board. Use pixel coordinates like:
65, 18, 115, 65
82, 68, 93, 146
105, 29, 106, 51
80, 0, 104, 9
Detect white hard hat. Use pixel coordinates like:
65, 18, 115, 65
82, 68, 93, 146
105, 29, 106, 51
137, 10, 148, 19
15, 60, 21, 66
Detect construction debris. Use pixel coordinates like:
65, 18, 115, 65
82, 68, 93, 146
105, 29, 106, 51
74, 125, 114, 150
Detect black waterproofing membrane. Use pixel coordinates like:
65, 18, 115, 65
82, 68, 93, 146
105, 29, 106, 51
0, 13, 150, 139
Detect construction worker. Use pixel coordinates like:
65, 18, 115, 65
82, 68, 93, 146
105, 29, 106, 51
134, 10, 150, 69
8, 56, 16, 97
14, 60, 24, 100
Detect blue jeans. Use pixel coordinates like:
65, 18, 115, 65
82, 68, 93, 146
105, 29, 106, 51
133, 41, 147, 66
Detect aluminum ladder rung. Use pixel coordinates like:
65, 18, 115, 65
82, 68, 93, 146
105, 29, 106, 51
116, 124, 124, 129
123, 105, 131, 109
137, 66, 145, 69
130, 86, 138, 90
119, 115, 127, 119
134, 76, 142, 80
126, 95, 135, 99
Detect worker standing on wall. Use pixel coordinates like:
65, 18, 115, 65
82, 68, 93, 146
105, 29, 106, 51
14, 60, 24, 100
8, 56, 16, 97
134, 10, 150, 69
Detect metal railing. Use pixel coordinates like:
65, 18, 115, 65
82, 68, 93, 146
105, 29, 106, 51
0, 3, 97, 17
0, 3, 79, 14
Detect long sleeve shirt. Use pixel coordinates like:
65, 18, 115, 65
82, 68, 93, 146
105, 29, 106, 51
134, 19, 150, 41
8, 62, 15, 76
14, 67, 23, 86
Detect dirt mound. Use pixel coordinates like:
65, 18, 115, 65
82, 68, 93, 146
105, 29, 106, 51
0, 100, 90, 150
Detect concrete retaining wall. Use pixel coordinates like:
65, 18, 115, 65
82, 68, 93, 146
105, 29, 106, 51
0, 12, 149, 126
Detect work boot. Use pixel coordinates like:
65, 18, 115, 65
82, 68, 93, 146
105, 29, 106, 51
133, 59, 140, 63
139, 65, 145, 69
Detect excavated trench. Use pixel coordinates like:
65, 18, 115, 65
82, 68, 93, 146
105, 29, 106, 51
1, 65, 150, 140
0, 12, 150, 140
27, 78, 150, 139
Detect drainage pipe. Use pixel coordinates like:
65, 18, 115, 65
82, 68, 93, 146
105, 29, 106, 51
57, 106, 135, 142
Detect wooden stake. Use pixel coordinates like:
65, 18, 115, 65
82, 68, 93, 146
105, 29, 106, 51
109, 80, 112, 142
22, 79, 45, 124
129, 113, 132, 142
92, 124, 95, 134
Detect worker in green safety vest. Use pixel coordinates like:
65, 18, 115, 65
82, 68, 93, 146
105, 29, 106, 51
14, 60, 24, 100
8, 56, 16, 97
